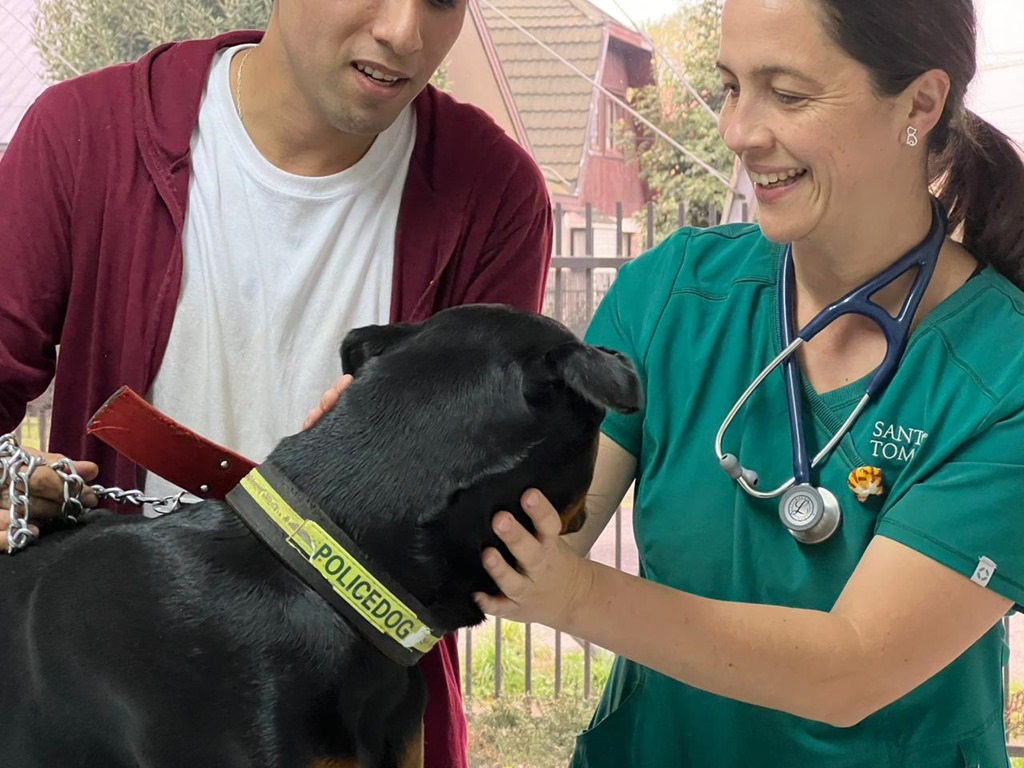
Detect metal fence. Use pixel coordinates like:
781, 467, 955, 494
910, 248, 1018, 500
461, 201, 645, 703
542, 200, 697, 338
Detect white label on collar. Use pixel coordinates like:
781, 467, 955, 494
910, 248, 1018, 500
971, 556, 997, 587
401, 625, 432, 649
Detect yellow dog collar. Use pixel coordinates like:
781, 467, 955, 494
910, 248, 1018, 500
227, 463, 443, 665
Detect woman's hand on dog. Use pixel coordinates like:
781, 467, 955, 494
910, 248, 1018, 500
302, 374, 354, 430
0, 450, 99, 549
475, 489, 597, 631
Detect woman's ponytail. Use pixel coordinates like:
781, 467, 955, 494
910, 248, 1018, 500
934, 111, 1024, 288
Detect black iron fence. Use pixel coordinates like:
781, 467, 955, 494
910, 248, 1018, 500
543, 200, 721, 337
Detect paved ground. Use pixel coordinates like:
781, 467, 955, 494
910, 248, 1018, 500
1012, 616, 1024, 687
588, 496, 639, 577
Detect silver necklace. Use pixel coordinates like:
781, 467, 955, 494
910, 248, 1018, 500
235, 47, 255, 122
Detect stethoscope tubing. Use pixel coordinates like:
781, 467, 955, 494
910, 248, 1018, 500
716, 197, 948, 502
714, 337, 873, 499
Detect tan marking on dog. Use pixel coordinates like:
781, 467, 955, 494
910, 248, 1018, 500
559, 432, 599, 535
311, 721, 422, 768
399, 721, 424, 768
560, 494, 587, 535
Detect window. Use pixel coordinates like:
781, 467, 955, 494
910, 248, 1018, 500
590, 94, 627, 154
605, 98, 624, 153
570, 228, 588, 257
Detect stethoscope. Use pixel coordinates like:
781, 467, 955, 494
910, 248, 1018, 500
715, 197, 949, 544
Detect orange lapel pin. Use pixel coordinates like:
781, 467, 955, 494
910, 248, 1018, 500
848, 466, 884, 503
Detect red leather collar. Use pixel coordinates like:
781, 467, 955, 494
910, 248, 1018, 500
86, 386, 255, 499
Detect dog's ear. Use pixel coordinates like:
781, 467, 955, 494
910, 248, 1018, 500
525, 342, 643, 414
340, 323, 418, 376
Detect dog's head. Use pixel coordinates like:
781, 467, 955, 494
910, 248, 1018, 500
275, 304, 641, 630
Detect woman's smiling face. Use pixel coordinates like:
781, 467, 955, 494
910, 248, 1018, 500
716, 0, 911, 245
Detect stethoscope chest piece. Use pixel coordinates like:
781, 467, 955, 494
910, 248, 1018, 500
779, 484, 841, 544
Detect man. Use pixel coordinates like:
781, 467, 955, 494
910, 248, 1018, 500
0, 0, 553, 765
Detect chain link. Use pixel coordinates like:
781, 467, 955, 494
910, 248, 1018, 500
2, 434, 41, 554
1, 433, 189, 554
89, 485, 188, 516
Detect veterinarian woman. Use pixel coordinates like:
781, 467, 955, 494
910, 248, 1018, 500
475, 0, 1024, 765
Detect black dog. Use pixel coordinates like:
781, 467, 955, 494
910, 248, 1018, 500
0, 304, 641, 768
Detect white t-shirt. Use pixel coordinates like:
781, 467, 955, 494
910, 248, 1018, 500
146, 44, 415, 503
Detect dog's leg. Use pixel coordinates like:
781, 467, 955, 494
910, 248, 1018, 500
397, 720, 424, 768
340, 717, 422, 768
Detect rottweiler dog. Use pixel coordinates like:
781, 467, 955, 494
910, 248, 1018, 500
0, 304, 641, 768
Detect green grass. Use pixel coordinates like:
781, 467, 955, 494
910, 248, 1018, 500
462, 623, 1024, 766
465, 620, 612, 768
468, 695, 596, 768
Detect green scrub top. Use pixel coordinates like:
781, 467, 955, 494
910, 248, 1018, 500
572, 225, 1024, 768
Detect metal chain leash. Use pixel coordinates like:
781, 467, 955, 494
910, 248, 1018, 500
1, 435, 42, 553
1, 433, 188, 554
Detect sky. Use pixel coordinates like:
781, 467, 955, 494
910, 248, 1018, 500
590, 0, 1024, 142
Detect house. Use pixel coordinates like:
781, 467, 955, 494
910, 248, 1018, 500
0, 0, 47, 161
446, 0, 656, 260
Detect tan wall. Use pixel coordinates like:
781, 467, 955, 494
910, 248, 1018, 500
446, 20, 522, 146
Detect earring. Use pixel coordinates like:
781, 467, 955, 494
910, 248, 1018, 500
906, 125, 919, 147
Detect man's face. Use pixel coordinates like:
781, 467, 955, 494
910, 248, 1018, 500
270, 0, 466, 137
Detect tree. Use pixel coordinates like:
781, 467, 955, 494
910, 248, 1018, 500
34, 0, 452, 91
618, 0, 734, 236
430, 62, 452, 93
35, 0, 273, 81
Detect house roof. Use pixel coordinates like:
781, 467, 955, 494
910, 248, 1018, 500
475, 0, 614, 192
0, 0, 46, 148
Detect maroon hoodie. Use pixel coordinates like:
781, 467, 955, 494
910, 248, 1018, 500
0, 31, 553, 767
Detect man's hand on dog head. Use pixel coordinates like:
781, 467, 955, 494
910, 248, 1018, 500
0, 451, 99, 549
302, 374, 354, 430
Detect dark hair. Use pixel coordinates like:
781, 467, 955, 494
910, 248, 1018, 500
811, 0, 1024, 288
